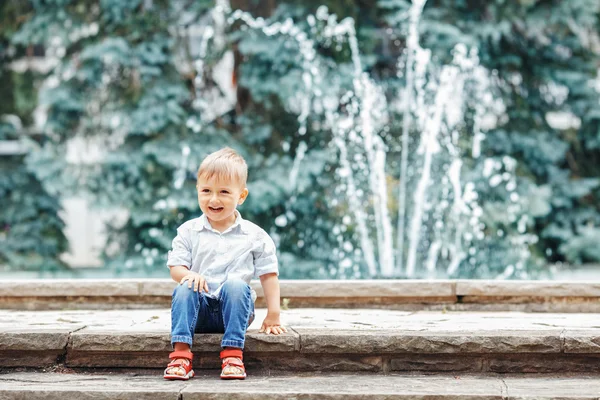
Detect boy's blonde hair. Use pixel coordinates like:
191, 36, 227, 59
197, 147, 248, 187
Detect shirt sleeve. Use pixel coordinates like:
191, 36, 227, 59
166, 226, 192, 269
253, 231, 279, 278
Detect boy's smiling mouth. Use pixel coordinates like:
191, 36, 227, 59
209, 206, 224, 212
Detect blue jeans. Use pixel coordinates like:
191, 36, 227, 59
170, 278, 255, 350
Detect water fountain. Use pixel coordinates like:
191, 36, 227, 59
184, 0, 536, 279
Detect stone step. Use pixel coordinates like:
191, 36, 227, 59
1, 309, 600, 373
2, 279, 600, 311
1, 371, 600, 399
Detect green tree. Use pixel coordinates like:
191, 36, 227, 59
8, 0, 600, 279
423, 0, 600, 268
0, 0, 69, 273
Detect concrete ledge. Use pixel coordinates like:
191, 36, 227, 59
1, 308, 600, 373
0, 280, 141, 297
2, 372, 600, 400
0, 279, 456, 298
5, 279, 600, 298
2, 279, 600, 311
69, 330, 299, 353
0, 330, 72, 351
0, 329, 74, 367
295, 329, 563, 354
456, 280, 600, 297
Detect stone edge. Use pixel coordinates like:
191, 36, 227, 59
2, 279, 600, 299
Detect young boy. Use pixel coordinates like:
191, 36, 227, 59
163, 147, 286, 381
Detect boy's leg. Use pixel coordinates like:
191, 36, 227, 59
167, 284, 204, 377
219, 278, 254, 377
171, 284, 204, 348
219, 278, 254, 348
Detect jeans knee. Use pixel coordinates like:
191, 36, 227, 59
172, 283, 197, 301
221, 278, 250, 300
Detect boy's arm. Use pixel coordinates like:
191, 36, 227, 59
170, 265, 191, 282
167, 226, 207, 292
170, 265, 208, 292
259, 272, 287, 335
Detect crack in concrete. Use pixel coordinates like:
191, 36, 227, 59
288, 326, 301, 352
178, 381, 189, 400
56, 325, 88, 366
560, 328, 566, 353
499, 377, 509, 399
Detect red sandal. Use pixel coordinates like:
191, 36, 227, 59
220, 348, 246, 380
164, 350, 195, 380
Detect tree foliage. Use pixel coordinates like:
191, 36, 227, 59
0, 0, 69, 273
4, 0, 600, 278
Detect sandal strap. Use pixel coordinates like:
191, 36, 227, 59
222, 358, 245, 371
220, 349, 243, 360
167, 359, 189, 368
169, 350, 193, 361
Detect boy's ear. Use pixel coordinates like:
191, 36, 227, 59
238, 188, 249, 205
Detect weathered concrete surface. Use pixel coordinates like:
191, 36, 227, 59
391, 354, 485, 372
181, 373, 505, 400
502, 375, 600, 399
456, 280, 600, 297
447, 299, 600, 313
487, 353, 600, 373
296, 329, 562, 354
67, 329, 299, 368
0, 330, 73, 351
1, 372, 600, 400
253, 280, 456, 298
563, 329, 600, 353
1, 308, 600, 372
0, 280, 456, 298
0, 280, 141, 297
69, 329, 299, 353
3, 279, 600, 311
0, 372, 179, 400
0, 329, 82, 367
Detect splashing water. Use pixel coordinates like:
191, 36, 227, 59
185, 1, 536, 278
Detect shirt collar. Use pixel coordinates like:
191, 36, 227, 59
193, 210, 249, 234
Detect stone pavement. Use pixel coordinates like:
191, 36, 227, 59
3, 279, 600, 311
2, 371, 600, 399
1, 307, 600, 373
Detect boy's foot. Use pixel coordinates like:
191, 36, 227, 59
220, 348, 246, 380
222, 357, 245, 376
164, 358, 190, 376
164, 351, 195, 380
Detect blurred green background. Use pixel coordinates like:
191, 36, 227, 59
1, 0, 599, 280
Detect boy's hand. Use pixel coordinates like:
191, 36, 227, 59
179, 272, 209, 293
259, 314, 287, 335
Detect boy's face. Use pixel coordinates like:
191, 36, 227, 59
196, 175, 248, 230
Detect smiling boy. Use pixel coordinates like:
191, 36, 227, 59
164, 147, 286, 381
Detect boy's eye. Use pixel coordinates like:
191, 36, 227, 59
221, 190, 230, 194
201, 189, 210, 193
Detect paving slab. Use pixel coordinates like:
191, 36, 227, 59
296, 329, 562, 354
4, 308, 598, 332
563, 329, 600, 353
1, 372, 600, 400
502, 375, 600, 399
0, 279, 456, 298
456, 280, 600, 297
5, 279, 600, 311
0, 328, 82, 368
0, 279, 142, 297
1, 309, 600, 372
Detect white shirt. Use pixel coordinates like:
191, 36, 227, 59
166, 211, 278, 301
